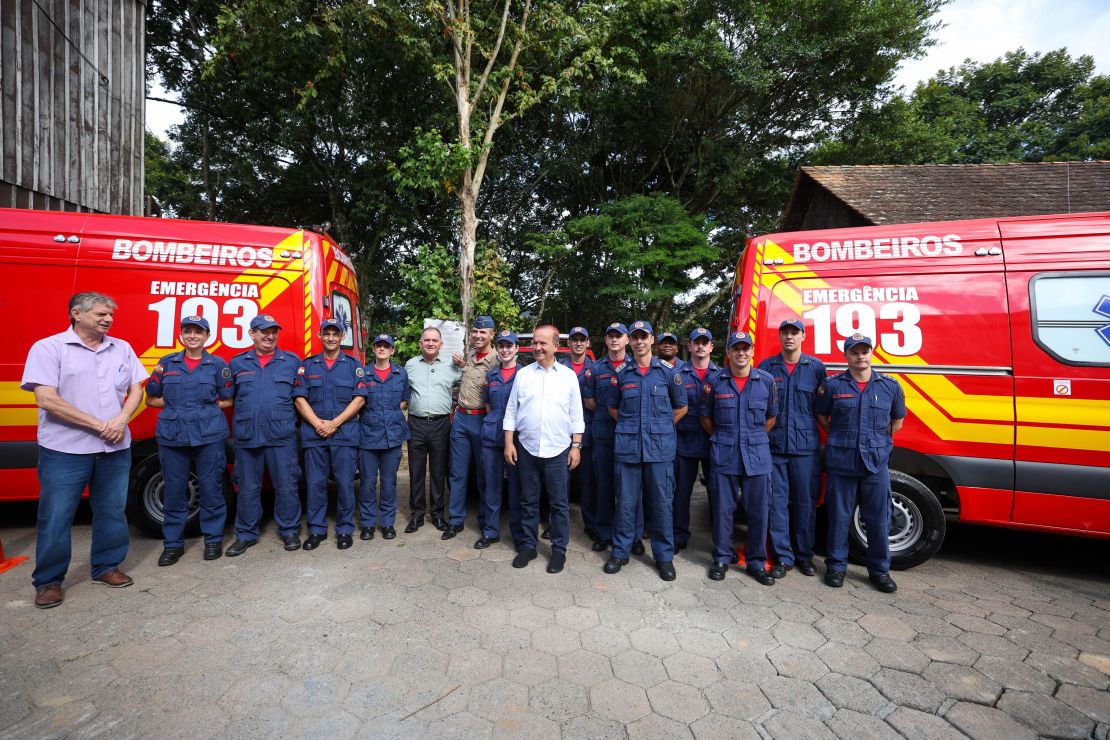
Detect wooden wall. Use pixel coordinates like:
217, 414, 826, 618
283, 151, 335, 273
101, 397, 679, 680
0, 0, 145, 215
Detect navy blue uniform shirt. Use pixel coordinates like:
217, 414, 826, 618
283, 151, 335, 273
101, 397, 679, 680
758, 353, 827, 456
481, 365, 518, 448
559, 356, 595, 447
229, 349, 302, 448
293, 352, 369, 447
610, 357, 687, 464
816, 371, 906, 475
147, 350, 234, 446
701, 368, 779, 476
358, 361, 410, 449
582, 354, 631, 444
676, 361, 722, 458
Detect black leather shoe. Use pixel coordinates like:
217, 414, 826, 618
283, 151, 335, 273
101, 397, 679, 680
225, 539, 257, 557
541, 526, 551, 540
770, 563, 787, 580
441, 524, 463, 541
547, 550, 566, 574
336, 534, 353, 550
747, 566, 775, 586
729, 550, 740, 564
603, 556, 629, 574
825, 570, 845, 588
796, 560, 817, 577
361, 527, 375, 540
708, 562, 728, 581
512, 549, 538, 568
591, 540, 610, 552
203, 542, 223, 561
431, 518, 448, 532
657, 561, 677, 581
405, 519, 422, 533
631, 540, 646, 556
302, 534, 325, 551
474, 536, 500, 550
381, 526, 396, 540
158, 547, 184, 567
869, 573, 898, 593
282, 534, 302, 551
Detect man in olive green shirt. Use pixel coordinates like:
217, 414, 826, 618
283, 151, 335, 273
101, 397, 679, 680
442, 316, 497, 539
405, 327, 461, 532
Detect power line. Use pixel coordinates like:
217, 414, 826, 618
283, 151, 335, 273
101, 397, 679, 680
29, 0, 110, 87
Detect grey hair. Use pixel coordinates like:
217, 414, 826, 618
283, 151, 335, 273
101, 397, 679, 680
421, 326, 443, 340
68, 292, 117, 325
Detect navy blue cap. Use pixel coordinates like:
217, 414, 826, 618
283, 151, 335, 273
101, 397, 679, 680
473, 315, 495, 329
657, 332, 679, 343
726, 331, 755, 348
320, 318, 346, 334
843, 333, 873, 351
495, 330, 518, 345
569, 326, 590, 339
179, 315, 210, 332
629, 320, 653, 336
250, 314, 282, 331
605, 322, 629, 336
372, 333, 394, 347
689, 327, 713, 342
779, 318, 805, 332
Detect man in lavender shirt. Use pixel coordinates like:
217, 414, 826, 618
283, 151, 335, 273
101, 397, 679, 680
21, 292, 148, 609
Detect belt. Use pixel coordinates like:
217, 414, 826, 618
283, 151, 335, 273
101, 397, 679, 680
410, 414, 449, 421
456, 406, 487, 415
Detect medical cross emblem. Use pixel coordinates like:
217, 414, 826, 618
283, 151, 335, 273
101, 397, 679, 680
1096, 295, 1110, 347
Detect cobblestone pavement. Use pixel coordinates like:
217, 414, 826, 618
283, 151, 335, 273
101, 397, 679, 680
2, 487, 1109, 740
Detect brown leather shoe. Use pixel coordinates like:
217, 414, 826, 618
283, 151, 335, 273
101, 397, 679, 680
92, 569, 134, 588
34, 584, 64, 609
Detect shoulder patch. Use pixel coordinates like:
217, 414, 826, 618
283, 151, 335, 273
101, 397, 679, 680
221, 367, 231, 379
614, 362, 626, 372
660, 359, 673, 368
297, 366, 306, 374
154, 364, 164, 374
355, 367, 365, 377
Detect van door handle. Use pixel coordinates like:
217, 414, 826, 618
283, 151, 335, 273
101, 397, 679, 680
54, 234, 66, 242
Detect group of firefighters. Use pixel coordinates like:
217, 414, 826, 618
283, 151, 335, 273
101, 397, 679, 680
147, 311, 906, 594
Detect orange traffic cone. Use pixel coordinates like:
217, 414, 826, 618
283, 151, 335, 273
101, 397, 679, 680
0, 539, 28, 574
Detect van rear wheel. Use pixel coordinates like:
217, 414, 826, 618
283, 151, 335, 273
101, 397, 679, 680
126, 453, 233, 539
848, 470, 945, 570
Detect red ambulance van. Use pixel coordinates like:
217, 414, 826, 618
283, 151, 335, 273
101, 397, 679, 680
733, 211, 1110, 568
0, 209, 363, 536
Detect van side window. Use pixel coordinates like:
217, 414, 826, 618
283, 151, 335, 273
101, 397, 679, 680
1030, 274, 1110, 366
331, 292, 355, 349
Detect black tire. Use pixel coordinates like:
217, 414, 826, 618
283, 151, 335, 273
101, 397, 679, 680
126, 452, 234, 539
848, 470, 946, 570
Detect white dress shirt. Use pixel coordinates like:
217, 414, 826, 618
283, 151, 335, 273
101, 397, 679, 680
502, 360, 584, 458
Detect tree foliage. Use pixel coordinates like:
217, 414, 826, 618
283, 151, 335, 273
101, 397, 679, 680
813, 48, 1110, 164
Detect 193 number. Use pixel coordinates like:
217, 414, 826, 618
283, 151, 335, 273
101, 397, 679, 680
802, 303, 922, 356
148, 297, 259, 349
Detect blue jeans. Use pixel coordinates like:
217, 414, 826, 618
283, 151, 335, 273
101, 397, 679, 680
33, 446, 131, 589
516, 446, 570, 552
160, 441, 227, 548
359, 446, 402, 528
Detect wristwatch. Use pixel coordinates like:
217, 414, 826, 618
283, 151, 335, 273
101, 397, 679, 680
570, 442, 583, 449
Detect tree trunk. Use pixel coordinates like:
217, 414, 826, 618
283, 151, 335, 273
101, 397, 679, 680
201, 115, 215, 221
458, 184, 477, 338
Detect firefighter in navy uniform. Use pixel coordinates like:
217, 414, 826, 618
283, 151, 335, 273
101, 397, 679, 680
583, 323, 644, 555
673, 327, 721, 553
294, 318, 367, 550
604, 320, 687, 581
225, 314, 305, 556
816, 333, 906, 593
357, 334, 410, 541
559, 326, 597, 541
758, 319, 827, 578
145, 316, 234, 565
701, 331, 778, 584
476, 330, 522, 550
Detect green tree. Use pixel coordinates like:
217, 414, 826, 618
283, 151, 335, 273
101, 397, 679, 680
813, 48, 1110, 164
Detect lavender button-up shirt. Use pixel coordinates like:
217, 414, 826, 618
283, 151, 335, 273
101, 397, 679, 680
21, 327, 149, 454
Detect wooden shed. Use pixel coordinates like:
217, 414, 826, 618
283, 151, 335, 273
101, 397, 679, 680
1, 0, 145, 214
781, 162, 1110, 231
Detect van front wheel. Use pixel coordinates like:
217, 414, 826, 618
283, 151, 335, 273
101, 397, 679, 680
126, 453, 232, 539
848, 470, 945, 570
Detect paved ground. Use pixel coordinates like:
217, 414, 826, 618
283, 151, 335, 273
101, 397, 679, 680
2, 484, 1109, 740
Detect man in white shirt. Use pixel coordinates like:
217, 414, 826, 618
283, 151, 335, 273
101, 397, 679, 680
503, 325, 584, 573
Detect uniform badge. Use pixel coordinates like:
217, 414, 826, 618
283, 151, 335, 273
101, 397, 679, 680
188, 315, 202, 322
610, 377, 618, 386
355, 367, 365, 377
817, 385, 825, 395
703, 383, 712, 395
851, 332, 864, 339
264, 314, 275, 321
584, 368, 592, 378
674, 374, 682, 384
609, 322, 620, 329
221, 367, 231, 379
297, 366, 306, 375
154, 364, 164, 374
